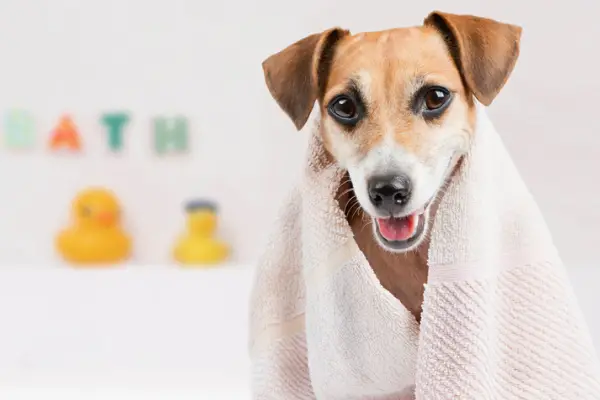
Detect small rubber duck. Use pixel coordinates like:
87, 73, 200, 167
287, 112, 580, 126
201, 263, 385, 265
173, 199, 229, 266
56, 188, 131, 265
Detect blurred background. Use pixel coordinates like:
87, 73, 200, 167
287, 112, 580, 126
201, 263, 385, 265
0, 0, 598, 398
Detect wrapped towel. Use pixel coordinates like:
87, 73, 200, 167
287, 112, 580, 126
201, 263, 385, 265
249, 103, 600, 399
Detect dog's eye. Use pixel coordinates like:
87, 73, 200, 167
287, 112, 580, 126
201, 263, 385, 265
424, 88, 450, 110
416, 86, 452, 120
328, 95, 360, 125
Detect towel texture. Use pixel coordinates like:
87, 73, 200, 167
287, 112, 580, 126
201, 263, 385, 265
249, 104, 600, 399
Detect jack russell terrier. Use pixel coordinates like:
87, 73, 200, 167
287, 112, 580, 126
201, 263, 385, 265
262, 11, 521, 322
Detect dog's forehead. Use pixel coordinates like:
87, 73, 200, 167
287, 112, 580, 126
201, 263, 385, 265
326, 26, 459, 93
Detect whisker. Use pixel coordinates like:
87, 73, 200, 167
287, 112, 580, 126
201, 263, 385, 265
347, 201, 361, 219
337, 178, 352, 190
336, 187, 355, 200
343, 195, 359, 215
349, 199, 364, 221
339, 177, 351, 185
359, 220, 372, 233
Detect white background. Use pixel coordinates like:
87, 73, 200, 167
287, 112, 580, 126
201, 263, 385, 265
0, 0, 598, 397
0, 0, 598, 267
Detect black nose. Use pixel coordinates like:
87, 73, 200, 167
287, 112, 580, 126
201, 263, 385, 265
368, 175, 412, 214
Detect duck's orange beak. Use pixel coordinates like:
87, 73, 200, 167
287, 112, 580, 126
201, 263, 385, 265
96, 211, 117, 226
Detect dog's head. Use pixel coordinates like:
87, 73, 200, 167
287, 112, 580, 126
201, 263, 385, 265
262, 11, 522, 252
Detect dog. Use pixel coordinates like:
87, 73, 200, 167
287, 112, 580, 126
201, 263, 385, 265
262, 11, 521, 321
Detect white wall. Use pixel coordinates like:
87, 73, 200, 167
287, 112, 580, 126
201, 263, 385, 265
0, 0, 291, 265
0, 0, 599, 267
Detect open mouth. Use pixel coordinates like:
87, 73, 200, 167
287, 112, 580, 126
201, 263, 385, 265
373, 204, 430, 251
370, 154, 460, 251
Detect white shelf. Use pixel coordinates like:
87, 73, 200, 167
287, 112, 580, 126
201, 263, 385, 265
0, 264, 255, 398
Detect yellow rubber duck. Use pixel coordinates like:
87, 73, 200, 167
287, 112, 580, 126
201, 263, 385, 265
56, 188, 131, 265
173, 200, 229, 266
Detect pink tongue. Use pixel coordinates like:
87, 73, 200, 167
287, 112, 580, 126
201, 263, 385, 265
377, 215, 418, 241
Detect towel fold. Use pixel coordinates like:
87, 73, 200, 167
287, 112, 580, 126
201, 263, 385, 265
249, 104, 600, 399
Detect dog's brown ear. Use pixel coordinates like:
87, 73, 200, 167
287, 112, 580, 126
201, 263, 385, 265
262, 28, 349, 130
424, 11, 522, 106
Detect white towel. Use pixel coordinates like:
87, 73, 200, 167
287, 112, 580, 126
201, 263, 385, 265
249, 103, 600, 399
